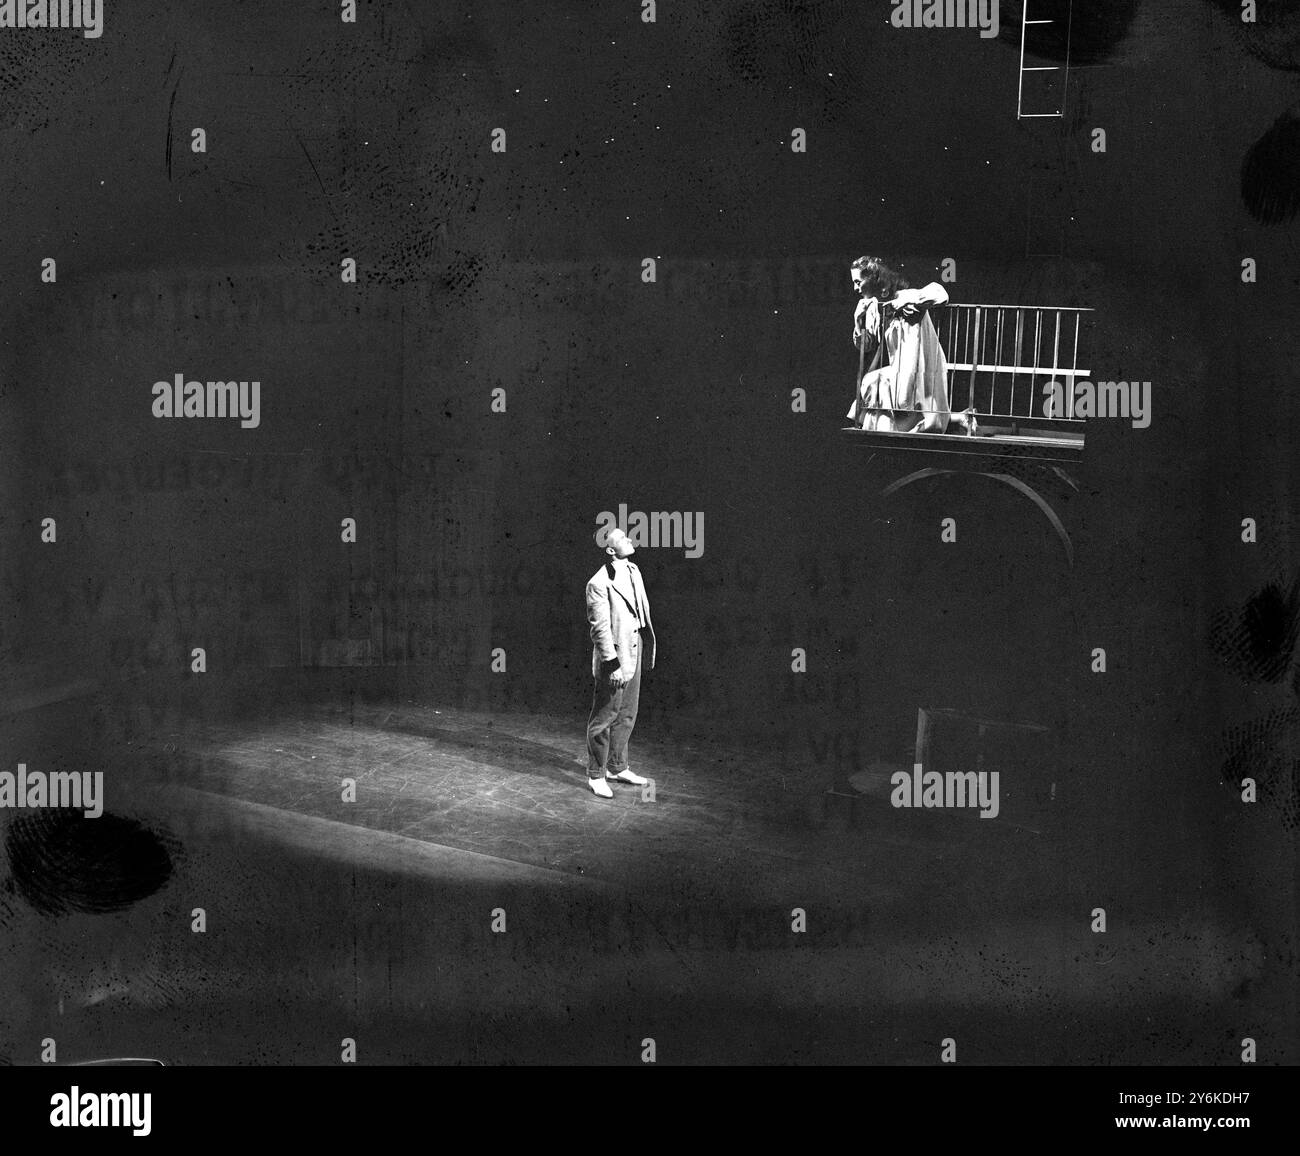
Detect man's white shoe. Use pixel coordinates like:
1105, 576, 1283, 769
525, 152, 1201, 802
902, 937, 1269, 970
606, 769, 648, 786
588, 776, 615, 798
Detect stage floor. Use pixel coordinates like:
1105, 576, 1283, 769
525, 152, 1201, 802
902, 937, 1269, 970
0, 698, 1275, 1064
138, 699, 985, 906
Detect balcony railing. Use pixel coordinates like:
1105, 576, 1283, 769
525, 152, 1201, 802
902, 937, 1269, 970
938, 303, 1093, 438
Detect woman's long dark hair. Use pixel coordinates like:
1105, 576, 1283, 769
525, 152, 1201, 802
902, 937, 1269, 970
851, 256, 910, 303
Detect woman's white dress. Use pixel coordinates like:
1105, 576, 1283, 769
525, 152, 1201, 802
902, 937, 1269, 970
847, 284, 952, 433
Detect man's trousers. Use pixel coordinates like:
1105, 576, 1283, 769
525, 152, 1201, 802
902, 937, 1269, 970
586, 631, 645, 778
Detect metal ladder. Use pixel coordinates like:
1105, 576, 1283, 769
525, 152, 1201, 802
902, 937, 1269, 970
1017, 0, 1073, 119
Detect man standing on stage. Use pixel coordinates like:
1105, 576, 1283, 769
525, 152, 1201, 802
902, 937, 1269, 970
584, 527, 656, 798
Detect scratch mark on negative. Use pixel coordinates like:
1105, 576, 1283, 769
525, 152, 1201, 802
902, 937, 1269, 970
165, 82, 178, 180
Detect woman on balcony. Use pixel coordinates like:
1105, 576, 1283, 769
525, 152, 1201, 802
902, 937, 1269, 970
846, 256, 952, 433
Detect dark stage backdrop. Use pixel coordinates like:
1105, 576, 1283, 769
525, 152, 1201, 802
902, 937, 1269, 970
0, 0, 1297, 1063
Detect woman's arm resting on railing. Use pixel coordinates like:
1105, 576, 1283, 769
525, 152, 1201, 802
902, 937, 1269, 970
888, 282, 948, 318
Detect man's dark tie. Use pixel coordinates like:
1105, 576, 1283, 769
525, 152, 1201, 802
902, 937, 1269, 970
632, 569, 648, 627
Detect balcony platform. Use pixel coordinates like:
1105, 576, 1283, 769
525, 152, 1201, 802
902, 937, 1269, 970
840, 425, 1084, 465
841, 423, 1084, 565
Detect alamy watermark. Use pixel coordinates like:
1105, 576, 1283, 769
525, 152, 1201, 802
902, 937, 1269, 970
0, 763, 103, 818
1042, 379, 1152, 428
596, 504, 704, 558
890, 762, 1000, 819
49, 1087, 150, 1136
889, 0, 998, 38
152, 374, 261, 428
0, 0, 102, 38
